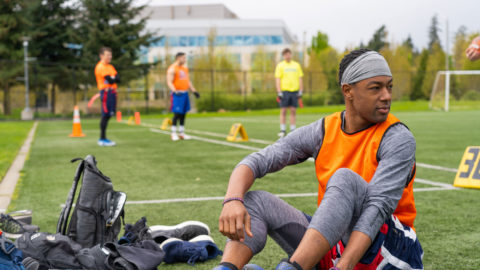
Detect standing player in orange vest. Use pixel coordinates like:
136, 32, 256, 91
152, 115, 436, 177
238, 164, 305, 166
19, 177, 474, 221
213, 49, 423, 270
167, 52, 200, 141
95, 47, 119, 147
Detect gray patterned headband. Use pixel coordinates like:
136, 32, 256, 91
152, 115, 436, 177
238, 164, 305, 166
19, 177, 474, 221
340, 51, 392, 85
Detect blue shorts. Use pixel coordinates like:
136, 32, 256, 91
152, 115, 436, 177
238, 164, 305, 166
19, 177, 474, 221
304, 215, 423, 269
100, 89, 117, 117
171, 92, 190, 114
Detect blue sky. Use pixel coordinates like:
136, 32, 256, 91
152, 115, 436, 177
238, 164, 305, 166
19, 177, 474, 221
141, 0, 480, 52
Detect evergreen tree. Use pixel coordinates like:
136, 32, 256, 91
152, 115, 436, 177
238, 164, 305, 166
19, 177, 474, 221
310, 31, 329, 54
402, 35, 415, 52
26, 0, 79, 112
367, 25, 388, 51
0, 0, 27, 115
79, 0, 156, 84
411, 49, 429, 100
428, 15, 441, 51
421, 43, 445, 98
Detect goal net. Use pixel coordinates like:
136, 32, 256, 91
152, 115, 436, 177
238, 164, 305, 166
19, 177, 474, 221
430, 70, 480, 111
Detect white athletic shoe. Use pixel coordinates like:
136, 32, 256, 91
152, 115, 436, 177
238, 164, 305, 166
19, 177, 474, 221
277, 131, 286, 138
179, 133, 191, 140
171, 133, 180, 141
103, 139, 116, 146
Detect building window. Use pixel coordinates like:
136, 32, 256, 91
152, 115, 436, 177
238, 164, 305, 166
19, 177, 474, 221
271, 35, 283, 45
168, 36, 179, 47
155, 35, 285, 48
188, 36, 197, 47
179, 36, 188, 47
244, 35, 254, 46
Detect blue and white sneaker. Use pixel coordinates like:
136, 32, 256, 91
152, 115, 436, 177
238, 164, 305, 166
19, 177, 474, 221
275, 259, 302, 270
98, 139, 116, 146
160, 235, 222, 265
212, 266, 233, 270
243, 264, 265, 270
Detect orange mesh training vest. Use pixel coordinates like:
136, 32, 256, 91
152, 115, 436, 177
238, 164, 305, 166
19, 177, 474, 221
171, 64, 189, 91
315, 112, 417, 228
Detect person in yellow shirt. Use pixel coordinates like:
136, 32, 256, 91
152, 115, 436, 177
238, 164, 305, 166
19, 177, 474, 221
275, 48, 304, 137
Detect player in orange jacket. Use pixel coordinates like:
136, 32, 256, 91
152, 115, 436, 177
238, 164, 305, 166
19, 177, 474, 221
95, 47, 119, 146
166, 52, 200, 141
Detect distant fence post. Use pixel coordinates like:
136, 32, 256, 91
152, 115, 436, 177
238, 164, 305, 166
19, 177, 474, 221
143, 67, 149, 114
210, 69, 215, 111
309, 71, 313, 106
72, 66, 77, 106
243, 70, 247, 110
33, 63, 38, 114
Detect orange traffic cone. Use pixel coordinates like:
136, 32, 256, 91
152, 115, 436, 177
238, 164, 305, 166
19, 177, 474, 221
69, 106, 86, 137
116, 111, 122, 122
134, 111, 141, 125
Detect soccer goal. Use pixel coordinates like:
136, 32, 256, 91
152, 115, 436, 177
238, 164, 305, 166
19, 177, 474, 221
429, 70, 480, 111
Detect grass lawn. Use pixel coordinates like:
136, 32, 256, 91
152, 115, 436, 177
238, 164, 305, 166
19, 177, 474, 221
0, 121, 33, 180
4, 107, 480, 269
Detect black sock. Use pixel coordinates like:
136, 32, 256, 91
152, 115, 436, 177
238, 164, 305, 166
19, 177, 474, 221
100, 115, 110, 140
282, 258, 303, 270
219, 262, 239, 270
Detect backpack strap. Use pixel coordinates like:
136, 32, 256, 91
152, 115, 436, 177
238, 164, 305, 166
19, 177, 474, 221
56, 158, 85, 235
0, 234, 15, 255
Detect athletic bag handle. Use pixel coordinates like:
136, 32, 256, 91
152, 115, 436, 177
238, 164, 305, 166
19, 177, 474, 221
56, 158, 84, 235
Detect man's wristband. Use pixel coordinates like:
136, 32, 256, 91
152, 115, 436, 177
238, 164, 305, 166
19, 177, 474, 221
222, 197, 244, 205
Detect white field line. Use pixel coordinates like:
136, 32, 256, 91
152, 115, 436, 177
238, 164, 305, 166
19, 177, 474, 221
150, 128, 261, 151
62, 185, 456, 207
416, 162, 457, 173
148, 127, 458, 191
125, 186, 454, 205
415, 178, 458, 189
144, 120, 460, 173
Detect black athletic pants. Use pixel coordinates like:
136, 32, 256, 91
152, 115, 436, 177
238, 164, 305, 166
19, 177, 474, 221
100, 115, 111, 140
172, 113, 186, 126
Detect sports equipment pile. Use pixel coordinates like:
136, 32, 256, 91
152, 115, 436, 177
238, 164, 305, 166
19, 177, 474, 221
0, 155, 222, 270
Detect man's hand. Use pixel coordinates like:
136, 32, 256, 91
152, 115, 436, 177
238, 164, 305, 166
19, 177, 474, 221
218, 200, 253, 242
298, 90, 303, 98
193, 91, 200, 99
466, 46, 480, 62
277, 92, 283, 99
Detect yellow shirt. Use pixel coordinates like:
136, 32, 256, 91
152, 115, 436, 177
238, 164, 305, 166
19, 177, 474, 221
274, 60, 303, 91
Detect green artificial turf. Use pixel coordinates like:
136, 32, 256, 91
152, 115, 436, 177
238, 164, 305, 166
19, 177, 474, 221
0, 121, 33, 181
4, 108, 480, 269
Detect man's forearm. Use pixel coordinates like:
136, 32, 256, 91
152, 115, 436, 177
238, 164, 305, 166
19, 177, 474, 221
299, 78, 304, 92
225, 165, 255, 198
276, 78, 281, 92
188, 81, 196, 92
335, 231, 371, 270
167, 82, 176, 92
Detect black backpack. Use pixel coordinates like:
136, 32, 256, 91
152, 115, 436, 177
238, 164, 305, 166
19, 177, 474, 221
57, 155, 127, 248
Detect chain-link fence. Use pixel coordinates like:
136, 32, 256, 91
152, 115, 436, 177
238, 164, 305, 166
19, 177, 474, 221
1, 59, 453, 118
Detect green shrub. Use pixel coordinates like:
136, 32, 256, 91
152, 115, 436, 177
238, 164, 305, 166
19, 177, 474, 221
462, 90, 480, 101
196, 92, 332, 112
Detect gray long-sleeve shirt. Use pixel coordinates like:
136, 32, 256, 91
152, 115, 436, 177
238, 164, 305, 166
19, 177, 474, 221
238, 114, 416, 240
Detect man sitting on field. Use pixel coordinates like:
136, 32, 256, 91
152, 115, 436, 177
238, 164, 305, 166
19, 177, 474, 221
213, 49, 423, 270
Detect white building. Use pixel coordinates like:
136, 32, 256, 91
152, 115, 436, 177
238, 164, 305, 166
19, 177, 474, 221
140, 4, 300, 70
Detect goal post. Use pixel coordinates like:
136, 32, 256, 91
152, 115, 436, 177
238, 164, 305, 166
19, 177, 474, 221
429, 70, 480, 111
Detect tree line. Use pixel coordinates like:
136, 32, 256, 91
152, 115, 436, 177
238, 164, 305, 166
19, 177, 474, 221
308, 15, 480, 104
0, 0, 155, 115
